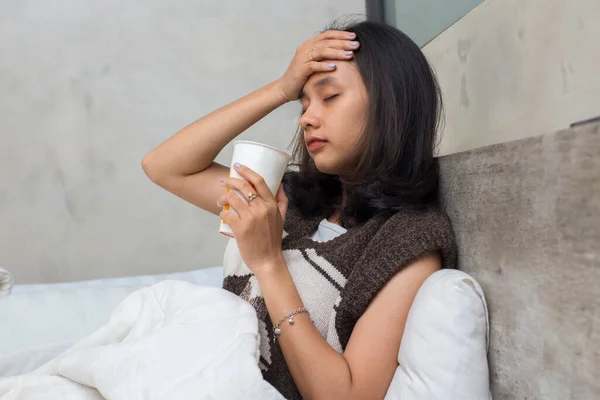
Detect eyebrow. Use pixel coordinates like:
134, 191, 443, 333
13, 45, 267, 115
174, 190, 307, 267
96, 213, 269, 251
298, 77, 341, 100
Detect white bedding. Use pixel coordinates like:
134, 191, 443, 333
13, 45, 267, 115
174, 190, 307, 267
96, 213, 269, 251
0, 267, 225, 377
0, 280, 285, 400
2, 268, 491, 399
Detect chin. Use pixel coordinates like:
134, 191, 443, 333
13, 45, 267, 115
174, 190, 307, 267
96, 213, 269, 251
312, 157, 343, 175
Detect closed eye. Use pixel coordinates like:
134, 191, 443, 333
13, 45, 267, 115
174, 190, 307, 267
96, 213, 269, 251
300, 94, 339, 115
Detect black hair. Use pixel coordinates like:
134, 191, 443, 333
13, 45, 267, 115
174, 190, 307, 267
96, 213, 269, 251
283, 18, 443, 228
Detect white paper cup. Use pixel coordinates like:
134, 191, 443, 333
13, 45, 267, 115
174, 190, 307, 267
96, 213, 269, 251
219, 141, 291, 238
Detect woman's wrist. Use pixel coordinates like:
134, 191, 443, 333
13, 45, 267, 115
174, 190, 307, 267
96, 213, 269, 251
270, 79, 293, 104
252, 252, 287, 280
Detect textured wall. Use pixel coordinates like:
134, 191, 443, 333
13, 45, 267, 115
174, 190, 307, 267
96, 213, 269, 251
0, 0, 365, 284
423, 0, 600, 155
439, 122, 600, 399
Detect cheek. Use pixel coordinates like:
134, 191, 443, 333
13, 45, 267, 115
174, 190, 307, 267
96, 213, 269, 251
327, 98, 365, 137
320, 123, 363, 171
337, 106, 366, 149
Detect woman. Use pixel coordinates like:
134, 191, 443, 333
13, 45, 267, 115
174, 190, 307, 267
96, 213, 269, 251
143, 19, 457, 400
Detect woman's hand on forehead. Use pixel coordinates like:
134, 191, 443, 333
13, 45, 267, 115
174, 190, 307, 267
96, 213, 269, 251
274, 30, 360, 102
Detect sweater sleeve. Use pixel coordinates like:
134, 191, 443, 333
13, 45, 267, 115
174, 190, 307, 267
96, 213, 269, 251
334, 206, 458, 350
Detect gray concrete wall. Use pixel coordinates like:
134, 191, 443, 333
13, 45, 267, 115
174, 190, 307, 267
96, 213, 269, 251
439, 121, 600, 399
423, 0, 600, 155
0, 0, 365, 284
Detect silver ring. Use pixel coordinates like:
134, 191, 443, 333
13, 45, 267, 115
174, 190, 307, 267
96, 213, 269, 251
248, 192, 258, 203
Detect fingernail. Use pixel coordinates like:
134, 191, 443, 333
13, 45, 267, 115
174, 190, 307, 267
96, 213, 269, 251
219, 178, 225, 183
216, 200, 222, 207
234, 162, 241, 168
350, 41, 359, 46
328, 63, 336, 68
347, 32, 356, 38
344, 51, 353, 56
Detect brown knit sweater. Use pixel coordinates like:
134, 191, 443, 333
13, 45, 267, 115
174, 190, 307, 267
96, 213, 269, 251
222, 203, 457, 399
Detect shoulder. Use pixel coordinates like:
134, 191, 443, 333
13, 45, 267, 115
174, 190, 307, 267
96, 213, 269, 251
368, 205, 457, 269
334, 205, 457, 349
381, 205, 454, 240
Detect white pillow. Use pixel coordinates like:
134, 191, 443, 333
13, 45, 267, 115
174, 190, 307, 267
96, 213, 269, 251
385, 269, 491, 400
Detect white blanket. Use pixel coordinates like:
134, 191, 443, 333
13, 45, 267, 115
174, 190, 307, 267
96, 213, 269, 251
0, 281, 285, 400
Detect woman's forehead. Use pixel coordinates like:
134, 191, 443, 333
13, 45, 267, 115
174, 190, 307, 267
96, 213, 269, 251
302, 62, 361, 93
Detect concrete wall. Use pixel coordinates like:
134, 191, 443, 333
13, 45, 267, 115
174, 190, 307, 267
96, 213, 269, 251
0, 0, 365, 284
423, 0, 600, 155
439, 121, 600, 399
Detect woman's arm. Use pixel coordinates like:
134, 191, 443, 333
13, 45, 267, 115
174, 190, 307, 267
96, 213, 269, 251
142, 82, 288, 215
255, 252, 441, 400
142, 30, 357, 215
220, 163, 441, 399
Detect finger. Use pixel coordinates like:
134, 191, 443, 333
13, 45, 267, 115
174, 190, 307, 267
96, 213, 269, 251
226, 190, 251, 219
222, 177, 258, 203
308, 30, 356, 43
220, 209, 241, 229
275, 185, 288, 220
309, 47, 355, 62
307, 61, 338, 72
320, 39, 360, 51
216, 192, 229, 208
232, 164, 273, 200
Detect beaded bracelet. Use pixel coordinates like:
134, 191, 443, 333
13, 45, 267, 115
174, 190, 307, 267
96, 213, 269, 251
272, 307, 309, 342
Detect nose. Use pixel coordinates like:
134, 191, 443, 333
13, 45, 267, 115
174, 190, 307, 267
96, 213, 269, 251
299, 105, 321, 131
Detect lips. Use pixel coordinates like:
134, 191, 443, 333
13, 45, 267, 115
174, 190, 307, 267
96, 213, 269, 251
306, 137, 328, 151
